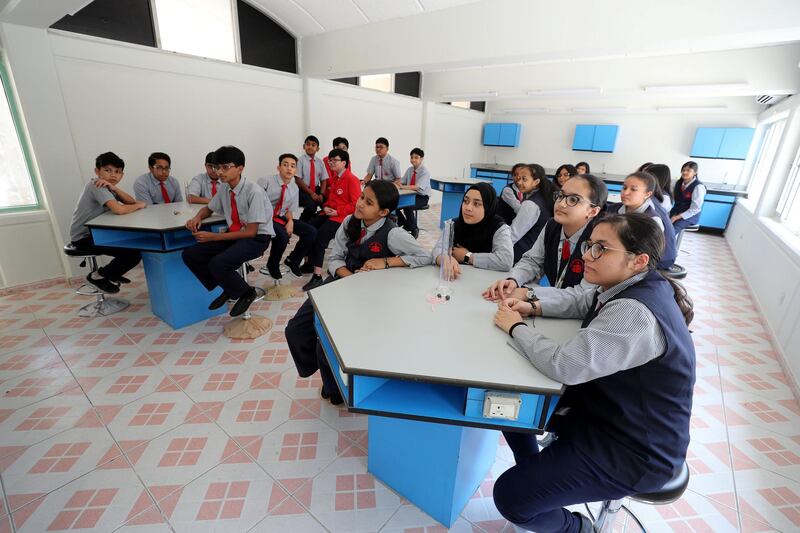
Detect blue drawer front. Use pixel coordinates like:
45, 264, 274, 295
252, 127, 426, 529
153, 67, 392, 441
698, 201, 734, 230
573, 124, 595, 151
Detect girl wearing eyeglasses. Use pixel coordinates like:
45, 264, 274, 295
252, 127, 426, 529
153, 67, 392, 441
491, 213, 695, 533
483, 174, 606, 312
608, 171, 677, 269
497, 164, 556, 263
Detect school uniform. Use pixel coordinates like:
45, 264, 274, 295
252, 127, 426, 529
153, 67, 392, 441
68, 180, 141, 282
181, 178, 273, 299
133, 173, 183, 204
608, 199, 677, 269
431, 220, 514, 271
660, 193, 673, 214
499, 183, 523, 215
257, 174, 317, 271
396, 164, 431, 233
187, 172, 220, 200
323, 155, 351, 180
286, 216, 430, 400
670, 177, 706, 233
494, 270, 695, 532
366, 154, 402, 181
308, 167, 361, 268
298, 153, 327, 221
499, 187, 553, 263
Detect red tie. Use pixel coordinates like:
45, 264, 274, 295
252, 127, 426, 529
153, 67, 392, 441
273, 184, 287, 223
561, 239, 571, 262
517, 191, 523, 201
356, 228, 366, 244
309, 158, 316, 191
229, 190, 242, 232
211, 180, 218, 196
410, 170, 417, 186
378, 158, 383, 179
159, 182, 171, 203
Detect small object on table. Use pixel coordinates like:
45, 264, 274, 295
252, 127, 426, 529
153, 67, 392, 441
434, 220, 455, 303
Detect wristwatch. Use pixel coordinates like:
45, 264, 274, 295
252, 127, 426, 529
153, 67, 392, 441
525, 288, 539, 304
463, 252, 472, 265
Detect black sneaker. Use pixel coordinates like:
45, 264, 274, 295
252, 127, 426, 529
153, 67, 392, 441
300, 261, 315, 274
230, 288, 258, 317
284, 259, 303, 278
259, 264, 283, 280
86, 274, 120, 294
208, 291, 230, 310
302, 274, 324, 292
410, 228, 419, 239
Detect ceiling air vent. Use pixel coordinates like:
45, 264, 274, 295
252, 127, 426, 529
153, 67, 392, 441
757, 94, 787, 106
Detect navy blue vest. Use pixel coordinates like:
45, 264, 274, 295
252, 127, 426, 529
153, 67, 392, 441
498, 185, 520, 225
542, 220, 594, 288
499, 188, 553, 254
551, 271, 695, 490
344, 219, 397, 272
606, 202, 677, 269
670, 178, 703, 224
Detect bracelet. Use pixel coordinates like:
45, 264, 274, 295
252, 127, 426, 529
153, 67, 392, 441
384, 257, 389, 269
508, 321, 527, 338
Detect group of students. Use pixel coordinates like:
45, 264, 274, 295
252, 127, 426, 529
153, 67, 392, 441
283, 166, 697, 533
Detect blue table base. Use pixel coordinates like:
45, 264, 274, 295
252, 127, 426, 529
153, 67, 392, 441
439, 192, 464, 228
368, 415, 499, 527
142, 251, 227, 329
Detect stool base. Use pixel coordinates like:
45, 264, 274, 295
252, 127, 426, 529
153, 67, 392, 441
78, 296, 129, 318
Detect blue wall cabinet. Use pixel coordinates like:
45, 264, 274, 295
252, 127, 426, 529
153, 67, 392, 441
483, 123, 521, 147
572, 124, 595, 151
592, 125, 619, 152
691, 127, 754, 160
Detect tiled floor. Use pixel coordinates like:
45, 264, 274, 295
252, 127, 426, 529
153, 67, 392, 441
0, 205, 798, 532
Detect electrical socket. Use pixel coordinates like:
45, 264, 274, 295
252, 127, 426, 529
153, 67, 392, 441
483, 392, 522, 420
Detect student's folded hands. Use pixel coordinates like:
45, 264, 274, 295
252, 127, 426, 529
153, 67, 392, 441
358, 258, 387, 272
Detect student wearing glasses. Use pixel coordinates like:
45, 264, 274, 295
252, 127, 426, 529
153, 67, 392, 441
133, 152, 183, 204
483, 174, 607, 313
491, 213, 695, 533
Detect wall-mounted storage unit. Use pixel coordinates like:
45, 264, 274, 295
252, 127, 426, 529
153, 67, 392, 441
572, 124, 619, 152
482, 123, 521, 147
690, 127, 755, 160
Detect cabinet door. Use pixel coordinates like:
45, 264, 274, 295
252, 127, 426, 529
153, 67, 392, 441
499, 124, 521, 147
690, 128, 725, 158
718, 128, 755, 160
483, 123, 501, 146
572, 125, 595, 151
698, 201, 733, 230
592, 125, 619, 152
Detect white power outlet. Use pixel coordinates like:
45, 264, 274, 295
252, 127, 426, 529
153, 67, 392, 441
483, 392, 522, 420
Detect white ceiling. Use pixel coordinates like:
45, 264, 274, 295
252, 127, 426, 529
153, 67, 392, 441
247, 0, 482, 37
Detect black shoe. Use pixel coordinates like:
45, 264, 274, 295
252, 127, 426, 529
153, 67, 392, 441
230, 288, 257, 317
302, 274, 323, 292
284, 259, 303, 278
573, 512, 595, 533
208, 291, 230, 310
259, 264, 283, 280
107, 275, 131, 284
300, 261, 315, 274
86, 273, 120, 294
410, 228, 419, 239
321, 386, 343, 405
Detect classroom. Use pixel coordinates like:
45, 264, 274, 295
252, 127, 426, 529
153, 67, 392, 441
0, 1, 799, 531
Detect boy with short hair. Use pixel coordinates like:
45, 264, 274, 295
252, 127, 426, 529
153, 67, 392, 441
397, 147, 431, 239
187, 152, 221, 204
133, 152, 183, 204
297, 135, 327, 222
68, 152, 146, 293
323, 137, 351, 180
257, 154, 317, 279
364, 137, 402, 184
182, 146, 273, 317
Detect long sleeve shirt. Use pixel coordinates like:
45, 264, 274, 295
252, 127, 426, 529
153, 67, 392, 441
508, 200, 542, 244
328, 216, 432, 276
510, 271, 666, 385
500, 184, 522, 214
431, 224, 514, 271
509, 221, 593, 288
324, 168, 361, 223
676, 178, 706, 220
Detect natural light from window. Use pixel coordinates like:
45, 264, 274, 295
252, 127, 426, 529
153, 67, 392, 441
777, 144, 800, 236
450, 101, 471, 109
153, 0, 237, 62
745, 118, 786, 206
359, 74, 393, 93
0, 74, 37, 210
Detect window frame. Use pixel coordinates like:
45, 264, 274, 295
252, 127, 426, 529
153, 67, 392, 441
0, 57, 42, 214
775, 142, 800, 235
741, 116, 787, 205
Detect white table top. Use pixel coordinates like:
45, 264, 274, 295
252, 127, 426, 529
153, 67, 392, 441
87, 202, 225, 231
431, 176, 488, 186
311, 266, 578, 394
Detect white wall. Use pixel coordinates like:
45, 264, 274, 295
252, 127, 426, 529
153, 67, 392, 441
422, 102, 485, 179
482, 111, 756, 181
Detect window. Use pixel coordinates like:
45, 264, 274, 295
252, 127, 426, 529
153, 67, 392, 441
51, 0, 156, 47
153, 0, 237, 62
0, 62, 39, 211
776, 144, 800, 235
450, 101, 471, 109
359, 74, 393, 93
744, 118, 786, 205
394, 72, 421, 98
237, 0, 297, 73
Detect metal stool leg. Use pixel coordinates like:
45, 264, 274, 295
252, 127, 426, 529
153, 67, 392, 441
76, 257, 129, 317
594, 499, 625, 532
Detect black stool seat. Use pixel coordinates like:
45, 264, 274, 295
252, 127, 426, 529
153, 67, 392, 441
631, 462, 689, 505
414, 204, 429, 211
63, 243, 97, 257
662, 264, 688, 280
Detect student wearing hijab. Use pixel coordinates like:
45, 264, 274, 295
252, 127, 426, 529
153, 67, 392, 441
432, 182, 513, 279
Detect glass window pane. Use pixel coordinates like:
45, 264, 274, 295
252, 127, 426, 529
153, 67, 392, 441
153, 0, 236, 62
359, 74, 393, 93
450, 101, 470, 109
777, 146, 800, 235
0, 73, 37, 210
747, 119, 786, 206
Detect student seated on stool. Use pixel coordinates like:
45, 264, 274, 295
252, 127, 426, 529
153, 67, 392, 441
68, 152, 146, 293
492, 213, 695, 533
257, 153, 317, 279
182, 146, 274, 317
187, 151, 221, 204
133, 152, 183, 205
396, 147, 431, 239
670, 161, 705, 234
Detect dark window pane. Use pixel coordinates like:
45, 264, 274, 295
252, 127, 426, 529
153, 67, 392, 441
51, 0, 155, 47
394, 72, 421, 98
470, 101, 486, 112
237, 0, 297, 74
332, 77, 359, 85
